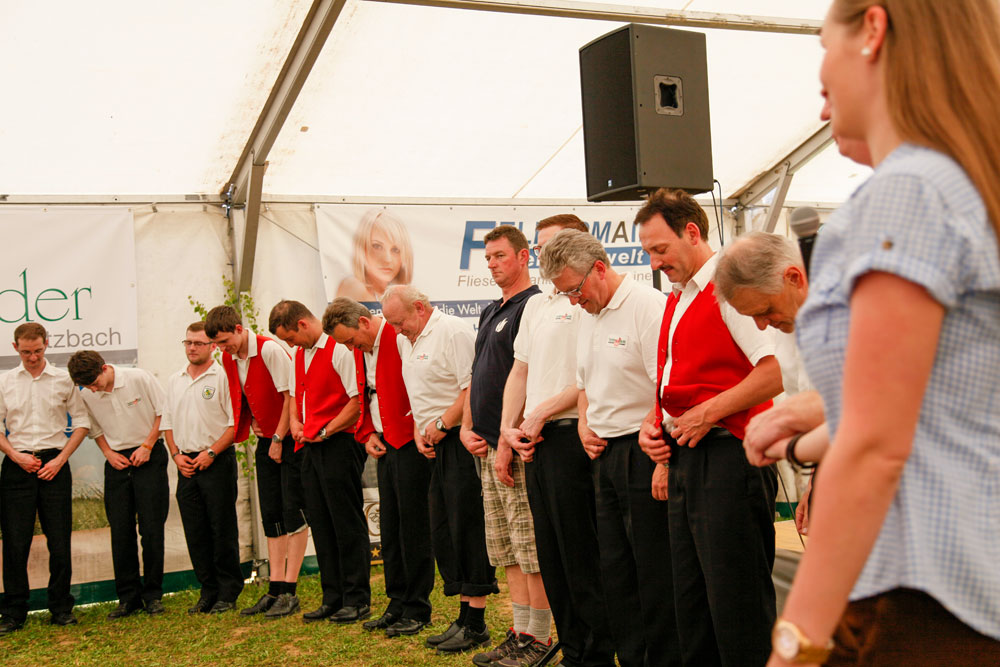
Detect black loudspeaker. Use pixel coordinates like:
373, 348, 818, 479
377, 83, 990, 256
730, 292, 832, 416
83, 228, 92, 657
579, 23, 713, 201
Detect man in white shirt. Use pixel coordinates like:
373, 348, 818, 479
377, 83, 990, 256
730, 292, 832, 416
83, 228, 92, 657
382, 284, 498, 654
162, 321, 241, 615
268, 300, 369, 624
205, 305, 308, 619
67, 350, 168, 620
501, 214, 616, 667
635, 189, 782, 666
540, 230, 680, 667
0, 323, 90, 633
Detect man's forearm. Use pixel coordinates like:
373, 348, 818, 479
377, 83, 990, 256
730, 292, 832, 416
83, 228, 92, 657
59, 427, 90, 460
703, 356, 783, 424
530, 385, 580, 423
209, 426, 236, 454
325, 397, 361, 434
275, 393, 292, 438
441, 389, 466, 431
500, 361, 529, 431
461, 390, 474, 430
143, 416, 162, 448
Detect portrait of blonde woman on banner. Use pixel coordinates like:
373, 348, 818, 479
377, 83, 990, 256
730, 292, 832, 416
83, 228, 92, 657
336, 209, 414, 303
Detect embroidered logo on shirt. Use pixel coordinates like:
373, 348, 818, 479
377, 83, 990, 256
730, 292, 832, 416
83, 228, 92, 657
126, 397, 142, 408
202, 386, 216, 400
606, 336, 628, 349
416, 353, 430, 361
554, 313, 573, 322
495, 318, 508, 333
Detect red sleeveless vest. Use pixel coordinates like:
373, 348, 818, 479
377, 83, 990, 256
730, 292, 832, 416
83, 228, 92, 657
354, 322, 415, 449
294, 337, 364, 449
655, 282, 772, 440
222, 334, 287, 443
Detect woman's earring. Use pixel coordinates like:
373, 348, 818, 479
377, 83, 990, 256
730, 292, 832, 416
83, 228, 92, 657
860, 46, 872, 57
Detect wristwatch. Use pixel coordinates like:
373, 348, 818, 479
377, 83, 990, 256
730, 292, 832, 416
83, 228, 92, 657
435, 417, 448, 432
271, 434, 282, 443
772, 619, 833, 663
206, 450, 216, 460
318, 427, 328, 440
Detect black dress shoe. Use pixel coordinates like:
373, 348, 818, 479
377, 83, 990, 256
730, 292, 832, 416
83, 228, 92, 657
329, 604, 371, 624
240, 593, 278, 616
208, 601, 236, 614
425, 620, 462, 648
0, 615, 25, 634
386, 617, 429, 637
50, 611, 78, 626
107, 600, 143, 620
144, 599, 165, 615
362, 611, 399, 631
436, 624, 491, 653
187, 598, 216, 615
302, 604, 337, 623
264, 594, 300, 618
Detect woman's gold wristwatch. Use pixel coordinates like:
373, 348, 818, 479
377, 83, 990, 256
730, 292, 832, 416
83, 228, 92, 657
772, 619, 833, 663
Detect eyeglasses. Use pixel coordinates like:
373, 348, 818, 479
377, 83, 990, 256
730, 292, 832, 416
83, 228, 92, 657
181, 340, 211, 348
554, 262, 595, 298
531, 244, 543, 255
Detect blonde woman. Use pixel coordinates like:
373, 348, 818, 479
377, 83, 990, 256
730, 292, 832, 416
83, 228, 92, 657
336, 208, 414, 302
771, 1, 1000, 665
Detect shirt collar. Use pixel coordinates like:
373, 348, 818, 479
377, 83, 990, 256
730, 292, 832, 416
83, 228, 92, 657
601, 273, 634, 313
372, 318, 386, 351
313, 332, 330, 350
111, 364, 126, 390
685, 252, 719, 294
246, 331, 259, 359
18, 360, 58, 378
418, 308, 444, 341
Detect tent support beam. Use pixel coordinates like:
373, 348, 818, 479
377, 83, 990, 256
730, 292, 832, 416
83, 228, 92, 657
223, 0, 349, 206
732, 123, 833, 209
238, 159, 267, 293
364, 0, 822, 35
760, 162, 792, 233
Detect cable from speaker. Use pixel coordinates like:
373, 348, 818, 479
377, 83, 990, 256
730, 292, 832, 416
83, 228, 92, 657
712, 179, 725, 246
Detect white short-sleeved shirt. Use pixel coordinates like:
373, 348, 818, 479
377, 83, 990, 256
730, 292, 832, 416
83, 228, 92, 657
161, 361, 233, 452
363, 319, 387, 433
0, 361, 90, 452
577, 274, 666, 439
81, 365, 165, 451
513, 291, 583, 420
236, 331, 292, 393
397, 308, 476, 433
660, 252, 776, 426
289, 333, 359, 418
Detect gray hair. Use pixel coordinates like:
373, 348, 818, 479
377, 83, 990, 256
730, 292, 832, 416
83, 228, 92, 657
538, 229, 609, 280
382, 284, 431, 311
714, 231, 803, 302
322, 297, 372, 333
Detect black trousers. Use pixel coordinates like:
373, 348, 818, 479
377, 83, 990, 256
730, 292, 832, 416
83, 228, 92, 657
256, 436, 307, 538
0, 449, 74, 620
175, 448, 244, 603
593, 433, 681, 667
429, 430, 497, 598
104, 441, 169, 604
378, 440, 434, 621
301, 432, 371, 608
667, 431, 777, 667
525, 421, 616, 667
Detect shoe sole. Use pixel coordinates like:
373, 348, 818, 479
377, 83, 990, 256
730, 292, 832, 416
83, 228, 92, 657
436, 636, 491, 654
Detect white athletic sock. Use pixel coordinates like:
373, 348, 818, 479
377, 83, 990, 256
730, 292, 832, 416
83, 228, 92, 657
512, 602, 531, 635
526, 607, 552, 642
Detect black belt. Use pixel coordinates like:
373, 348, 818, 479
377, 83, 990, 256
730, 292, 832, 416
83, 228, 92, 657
544, 418, 578, 428
18, 448, 62, 461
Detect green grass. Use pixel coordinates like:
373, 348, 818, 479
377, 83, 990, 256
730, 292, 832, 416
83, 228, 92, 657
22, 498, 110, 536
0, 567, 517, 666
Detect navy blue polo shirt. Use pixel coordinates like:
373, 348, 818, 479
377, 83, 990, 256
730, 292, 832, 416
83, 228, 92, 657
469, 285, 541, 447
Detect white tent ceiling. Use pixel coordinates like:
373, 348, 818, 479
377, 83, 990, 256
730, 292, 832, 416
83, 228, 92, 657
0, 0, 868, 204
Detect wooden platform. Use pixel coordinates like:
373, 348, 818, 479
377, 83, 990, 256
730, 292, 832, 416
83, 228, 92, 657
776, 519, 806, 553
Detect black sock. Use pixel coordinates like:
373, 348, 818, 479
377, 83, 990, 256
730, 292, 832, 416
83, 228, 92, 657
466, 605, 486, 633
285, 581, 297, 596
268, 581, 281, 597
458, 601, 470, 626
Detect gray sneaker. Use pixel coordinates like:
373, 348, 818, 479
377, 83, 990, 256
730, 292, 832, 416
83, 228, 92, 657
264, 594, 300, 618
472, 628, 520, 665
496, 636, 559, 667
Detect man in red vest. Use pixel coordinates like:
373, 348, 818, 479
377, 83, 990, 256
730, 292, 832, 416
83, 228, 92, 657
267, 300, 370, 624
323, 297, 434, 638
635, 188, 783, 666
205, 305, 308, 618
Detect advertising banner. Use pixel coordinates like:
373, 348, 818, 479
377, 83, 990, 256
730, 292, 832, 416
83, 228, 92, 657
0, 206, 138, 370
316, 204, 650, 319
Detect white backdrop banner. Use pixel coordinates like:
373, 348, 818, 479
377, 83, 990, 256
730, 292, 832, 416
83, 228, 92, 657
0, 206, 138, 370
316, 204, 650, 321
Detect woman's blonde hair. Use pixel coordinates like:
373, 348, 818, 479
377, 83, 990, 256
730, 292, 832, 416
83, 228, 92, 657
832, 0, 1000, 249
351, 208, 414, 289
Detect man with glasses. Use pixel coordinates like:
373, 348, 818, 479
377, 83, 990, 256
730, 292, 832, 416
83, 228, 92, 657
162, 321, 242, 614
540, 230, 681, 666
500, 214, 617, 667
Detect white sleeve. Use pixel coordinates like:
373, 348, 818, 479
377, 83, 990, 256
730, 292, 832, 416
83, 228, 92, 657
512, 294, 538, 364
719, 301, 776, 365
331, 344, 360, 398
159, 381, 174, 431
259, 340, 293, 393
449, 323, 476, 391
637, 288, 668, 384
141, 370, 166, 417
576, 317, 592, 390
215, 367, 235, 427
64, 380, 91, 431
84, 403, 104, 439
